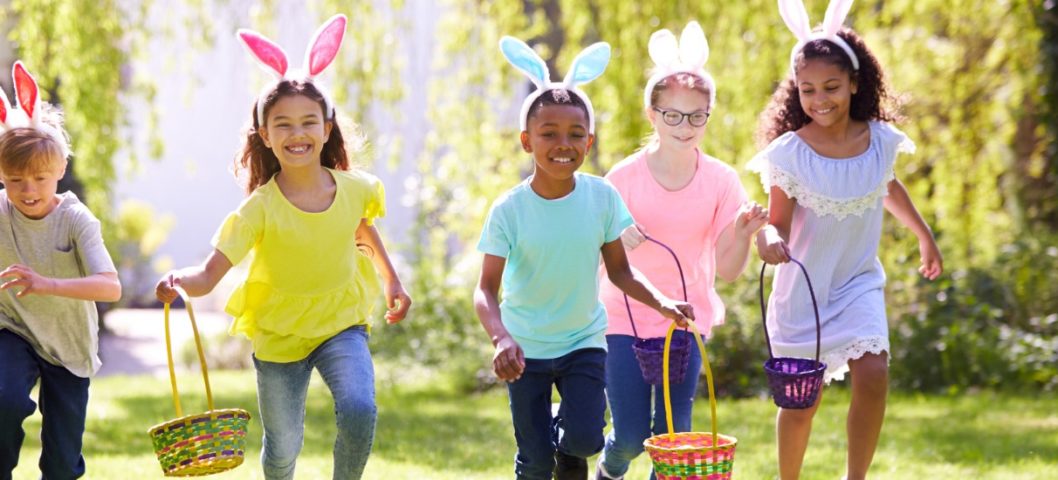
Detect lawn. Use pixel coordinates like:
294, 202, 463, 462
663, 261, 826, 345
11, 368, 1057, 479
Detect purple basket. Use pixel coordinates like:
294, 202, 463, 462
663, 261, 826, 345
624, 236, 693, 386
760, 258, 826, 409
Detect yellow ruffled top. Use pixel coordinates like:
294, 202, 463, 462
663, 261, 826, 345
212, 168, 384, 362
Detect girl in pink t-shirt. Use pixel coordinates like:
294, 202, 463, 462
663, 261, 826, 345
595, 22, 768, 480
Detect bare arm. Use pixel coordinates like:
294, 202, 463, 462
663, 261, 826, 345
0, 266, 121, 302
883, 178, 943, 280
474, 254, 524, 382
715, 202, 769, 282
356, 219, 412, 323
155, 249, 233, 303
601, 238, 694, 326
755, 186, 796, 264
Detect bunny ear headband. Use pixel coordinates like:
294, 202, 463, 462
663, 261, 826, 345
499, 36, 611, 133
643, 21, 717, 109
237, 14, 347, 123
780, 0, 859, 71
0, 61, 71, 160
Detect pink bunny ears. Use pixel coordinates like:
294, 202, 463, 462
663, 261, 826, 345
643, 21, 717, 109
779, 0, 860, 71
237, 14, 347, 122
0, 61, 71, 159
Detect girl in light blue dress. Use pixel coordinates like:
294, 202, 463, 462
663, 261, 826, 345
750, 1, 942, 479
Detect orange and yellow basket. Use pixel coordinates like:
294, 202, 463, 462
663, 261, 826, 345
644, 322, 738, 479
147, 291, 251, 476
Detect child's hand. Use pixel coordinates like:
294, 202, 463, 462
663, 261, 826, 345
735, 202, 769, 239
918, 238, 943, 281
384, 281, 412, 324
492, 335, 525, 382
155, 272, 182, 304
756, 226, 790, 264
620, 224, 647, 250
0, 264, 54, 297
659, 300, 695, 328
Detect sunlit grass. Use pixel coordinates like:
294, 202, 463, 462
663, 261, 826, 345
11, 370, 1057, 479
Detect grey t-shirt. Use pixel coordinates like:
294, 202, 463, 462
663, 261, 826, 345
0, 190, 116, 377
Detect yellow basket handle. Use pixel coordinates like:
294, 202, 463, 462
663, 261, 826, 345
163, 287, 215, 418
662, 321, 718, 447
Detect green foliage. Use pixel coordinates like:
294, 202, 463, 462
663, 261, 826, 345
408, 0, 1057, 393
113, 199, 174, 307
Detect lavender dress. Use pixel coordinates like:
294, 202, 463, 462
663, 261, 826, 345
748, 121, 914, 382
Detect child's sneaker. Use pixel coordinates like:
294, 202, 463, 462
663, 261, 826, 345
593, 460, 624, 480
554, 450, 587, 480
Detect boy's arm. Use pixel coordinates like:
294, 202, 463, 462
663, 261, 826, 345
356, 219, 412, 324
474, 253, 524, 382
600, 239, 694, 326
0, 266, 121, 302
156, 249, 234, 303
883, 178, 943, 280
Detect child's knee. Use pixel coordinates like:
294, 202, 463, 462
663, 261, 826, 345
560, 429, 605, 458
335, 394, 376, 434
0, 394, 34, 426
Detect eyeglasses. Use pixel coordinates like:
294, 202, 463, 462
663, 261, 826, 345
652, 106, 710, 127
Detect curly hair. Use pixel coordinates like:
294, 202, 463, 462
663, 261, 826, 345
757, 27, 902, 146
234, 80, 365, 194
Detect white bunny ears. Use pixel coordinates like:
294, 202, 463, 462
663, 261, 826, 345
499, 36, 611, 133
779, 0, 859, 71
643, 21, 717, 109
0, 61, 71, 160
237, 14, 347, 123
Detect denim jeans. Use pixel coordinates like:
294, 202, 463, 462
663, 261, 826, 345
506, 347, 607, 480
599, 332, 702, 479
253, 325, 375, 480
0, 329, 90, 480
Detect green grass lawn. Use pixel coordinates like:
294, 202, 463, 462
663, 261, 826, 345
11, 369, 1057, 479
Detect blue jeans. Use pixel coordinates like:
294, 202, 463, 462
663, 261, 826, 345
599, 332, 702, 479
0, 329, 90, 480
253, 325, 375, 480
506, 347, 607, 480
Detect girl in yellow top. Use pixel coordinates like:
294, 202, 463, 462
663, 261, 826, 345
155, 15, 410, 480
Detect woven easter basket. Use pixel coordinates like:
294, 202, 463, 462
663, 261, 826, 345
626, 235, 691, 385
644, 322, 738, 479
147, 291, 251, 476
759, 258, 826, 409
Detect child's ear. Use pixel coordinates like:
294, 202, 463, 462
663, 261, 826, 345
586, 133, 595, 152
324, 120, 333, 142
520, 131, 532, 153
258, 126, 271, 148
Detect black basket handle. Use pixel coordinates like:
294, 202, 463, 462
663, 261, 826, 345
623, 235, 688, 339
759, 257, 822, 363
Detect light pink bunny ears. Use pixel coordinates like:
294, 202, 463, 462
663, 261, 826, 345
643, 21, 717, 109
237, 14, 347, 122
0, 61, 71, 159
779, 0, 860, 71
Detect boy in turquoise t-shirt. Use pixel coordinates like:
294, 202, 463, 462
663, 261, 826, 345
475, 37, 694, 480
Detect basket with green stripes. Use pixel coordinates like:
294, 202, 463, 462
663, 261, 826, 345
643, 322, 738, 479
147, 291, 252, 476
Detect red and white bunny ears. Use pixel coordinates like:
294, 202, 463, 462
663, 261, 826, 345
237, 14, 348, 122
0, 61, 70, 159
643, 21, 717, 109
779, 0, 860, 71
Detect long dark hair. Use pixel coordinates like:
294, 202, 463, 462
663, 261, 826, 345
234, 80, 363, 194
757, 27, 901, 146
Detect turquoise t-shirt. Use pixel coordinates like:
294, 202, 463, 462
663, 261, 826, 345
477, 172, 634, 359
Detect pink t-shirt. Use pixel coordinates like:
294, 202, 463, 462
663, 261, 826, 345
600, 149, 748, 339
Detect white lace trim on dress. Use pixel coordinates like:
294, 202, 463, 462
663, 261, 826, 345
764, 166, 895, 220
821, 335, 890, 383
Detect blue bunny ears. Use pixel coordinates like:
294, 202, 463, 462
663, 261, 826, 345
499, 36, 611, 133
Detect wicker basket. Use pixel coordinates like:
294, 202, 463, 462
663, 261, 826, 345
644, 322, 738, 479
759, 259, 826, 409
147, 292, 252, 476
625, 235, 692, 385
